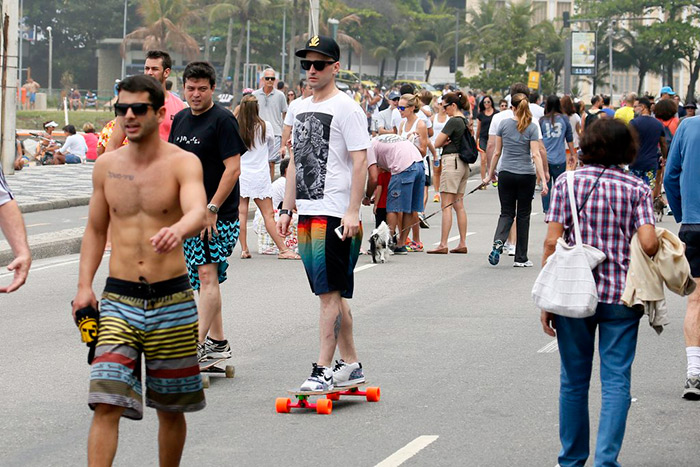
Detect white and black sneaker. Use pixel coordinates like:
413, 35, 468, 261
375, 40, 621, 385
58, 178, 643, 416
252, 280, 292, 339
333, 359, 365, 387
197, 343, 207, 363
299, 363, 334, 392
204, 337, 231, 359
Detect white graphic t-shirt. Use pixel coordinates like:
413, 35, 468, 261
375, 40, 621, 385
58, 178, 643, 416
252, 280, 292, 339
292, 91, 371, 218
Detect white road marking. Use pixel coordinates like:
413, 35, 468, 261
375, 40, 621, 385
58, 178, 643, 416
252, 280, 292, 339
354, 264, 377, 273
375, 435, 439, 467
537, 340, 558, 353
432, 232, 476, 246
0, 253, 110, 279
25, 223, 50, 228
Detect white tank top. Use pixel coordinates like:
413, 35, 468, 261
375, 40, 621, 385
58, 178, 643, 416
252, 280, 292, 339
400, 118, 420, 148
431, 114, 448, 143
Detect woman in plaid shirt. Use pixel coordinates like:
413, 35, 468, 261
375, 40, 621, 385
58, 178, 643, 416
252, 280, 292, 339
540, 119, 659, 467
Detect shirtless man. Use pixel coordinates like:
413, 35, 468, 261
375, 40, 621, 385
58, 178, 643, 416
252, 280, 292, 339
71, 75, 207, 467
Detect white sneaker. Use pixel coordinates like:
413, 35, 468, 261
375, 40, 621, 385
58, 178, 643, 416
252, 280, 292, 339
513, 260, 533, 267
504, 243, 516, 256
299, 363, 333, 392
332, 359, 365, 387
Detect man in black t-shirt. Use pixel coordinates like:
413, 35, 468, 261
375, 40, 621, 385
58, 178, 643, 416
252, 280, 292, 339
169, 61, 247, 361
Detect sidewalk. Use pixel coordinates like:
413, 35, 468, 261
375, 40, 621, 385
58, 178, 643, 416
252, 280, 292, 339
0, 163, 262, 265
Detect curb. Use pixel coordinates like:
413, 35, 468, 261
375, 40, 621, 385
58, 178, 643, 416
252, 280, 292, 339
19, 197, 91, 214
0, 231, 84, 266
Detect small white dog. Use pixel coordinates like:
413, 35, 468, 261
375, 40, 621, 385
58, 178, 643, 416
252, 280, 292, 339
369, 221, 392, 264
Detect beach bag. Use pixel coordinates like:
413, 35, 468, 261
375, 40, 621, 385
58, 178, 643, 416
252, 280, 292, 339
254, 209, 299, 255
532, 171, 607, 318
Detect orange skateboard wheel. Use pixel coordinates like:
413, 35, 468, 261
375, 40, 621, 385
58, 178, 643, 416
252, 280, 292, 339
316, 398, 332, 414
326, 392, 340, 401
276, 397, 291, 413
366, 387, 381, 402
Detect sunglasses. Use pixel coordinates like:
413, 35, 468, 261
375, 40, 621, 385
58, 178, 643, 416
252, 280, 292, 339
442, 103, 452, 109
300, 59, 336, 71
264, 76, 276, 81
114, 102, 154, 117
397, 106, 407, 111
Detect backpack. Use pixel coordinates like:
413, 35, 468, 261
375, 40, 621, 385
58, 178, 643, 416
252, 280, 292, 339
457, 117, 478, 164
585, 108, 602, 124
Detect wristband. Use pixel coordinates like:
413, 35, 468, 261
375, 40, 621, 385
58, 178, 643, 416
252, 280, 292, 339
279, 209, 293, 217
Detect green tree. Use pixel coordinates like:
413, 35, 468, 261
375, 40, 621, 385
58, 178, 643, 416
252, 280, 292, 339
615, 25, 666, 95
123, 0, 201, 60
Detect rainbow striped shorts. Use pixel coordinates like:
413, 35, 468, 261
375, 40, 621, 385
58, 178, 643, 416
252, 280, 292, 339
297, 215, 362, 299
88, 275, 205, 420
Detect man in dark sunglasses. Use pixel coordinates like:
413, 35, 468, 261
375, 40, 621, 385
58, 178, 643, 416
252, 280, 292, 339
253, 67, 288, 180
278, 35, 371, 393
72, 74, 208, 465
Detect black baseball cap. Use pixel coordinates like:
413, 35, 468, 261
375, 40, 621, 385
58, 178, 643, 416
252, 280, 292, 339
295, 35, 340, 62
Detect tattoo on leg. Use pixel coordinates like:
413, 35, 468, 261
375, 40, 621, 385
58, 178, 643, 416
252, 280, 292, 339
334, 312, 342, 340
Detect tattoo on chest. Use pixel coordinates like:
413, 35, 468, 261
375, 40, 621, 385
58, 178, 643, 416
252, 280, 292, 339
108, 171, 135, 181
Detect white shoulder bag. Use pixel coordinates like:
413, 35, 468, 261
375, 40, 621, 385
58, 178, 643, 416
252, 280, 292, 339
531, 170, 607, 318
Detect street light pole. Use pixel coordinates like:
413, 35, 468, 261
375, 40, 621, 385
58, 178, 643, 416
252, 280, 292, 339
121, 0, 127, 79
281, 6, 287, 82
454, 10, 459, 84
46, 26, 52, 99
608, 21, 614, 99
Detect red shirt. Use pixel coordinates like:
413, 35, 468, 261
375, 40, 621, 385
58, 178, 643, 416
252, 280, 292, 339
377, 170, 391, 209
83, 132, 98, 161
160, 92, 186, 141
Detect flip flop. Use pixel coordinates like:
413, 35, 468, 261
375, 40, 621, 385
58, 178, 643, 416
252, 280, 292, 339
241, 251, 252, 259
278, 250, 301, 260
449, 246, 468, 254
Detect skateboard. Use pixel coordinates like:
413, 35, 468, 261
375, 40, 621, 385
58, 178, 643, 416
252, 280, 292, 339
275, 381, 381, 414
199, 358, 235, 388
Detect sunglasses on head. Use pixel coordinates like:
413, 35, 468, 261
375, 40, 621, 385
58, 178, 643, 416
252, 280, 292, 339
300, 59, 336, 71
264, 76, 276, 81
114, 102, 154, 117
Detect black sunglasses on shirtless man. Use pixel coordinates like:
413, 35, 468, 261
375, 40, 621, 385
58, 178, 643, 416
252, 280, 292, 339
114, 102, 155, 117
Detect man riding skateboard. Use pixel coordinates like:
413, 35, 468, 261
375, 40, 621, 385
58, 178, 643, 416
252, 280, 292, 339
71, 75, 207, 466
277, 35, 370, 392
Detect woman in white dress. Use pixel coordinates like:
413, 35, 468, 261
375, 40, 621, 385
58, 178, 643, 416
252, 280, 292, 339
237, 95, 300, 259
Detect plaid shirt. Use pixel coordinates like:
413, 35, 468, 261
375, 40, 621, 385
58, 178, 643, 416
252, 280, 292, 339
545, 165, 655, 304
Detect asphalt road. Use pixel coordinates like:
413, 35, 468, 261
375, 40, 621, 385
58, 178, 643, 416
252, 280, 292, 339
1, 182, 696, 466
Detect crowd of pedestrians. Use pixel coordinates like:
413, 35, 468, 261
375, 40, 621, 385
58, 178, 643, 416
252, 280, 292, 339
3, 34, 700, 466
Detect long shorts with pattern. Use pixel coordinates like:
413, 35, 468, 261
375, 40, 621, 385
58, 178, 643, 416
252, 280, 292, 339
88, 275, 205, 420
629, 168, 657, 192
183, 219, 240, 290
297, 215, 362, 299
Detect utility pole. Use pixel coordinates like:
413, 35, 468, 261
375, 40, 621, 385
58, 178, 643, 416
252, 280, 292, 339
244, 19, 250, 89
46, 26, 52, 99
563, 11, 571, 95
18, 0, 22, 87
1, 0, 19, 174
121, 0, 127, 79
454, 10, 459, 83
281, 6, 287, 82
608, 21, 614, 99
308, 0, 319, 37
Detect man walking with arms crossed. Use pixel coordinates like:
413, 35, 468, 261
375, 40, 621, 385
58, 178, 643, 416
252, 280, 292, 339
665, 115, 700, 399
253, 68, 287, 179
71, 75, 207, 466
277, 35, 370, 391
170, 61, 246, 361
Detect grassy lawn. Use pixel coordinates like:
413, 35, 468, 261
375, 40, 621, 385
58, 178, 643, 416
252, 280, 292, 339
17, 110, 114, 132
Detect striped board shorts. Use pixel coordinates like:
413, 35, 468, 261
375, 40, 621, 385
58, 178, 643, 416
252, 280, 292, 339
88, 275, 205, 420
297, 215, 362, 299
183, 219, 240, 291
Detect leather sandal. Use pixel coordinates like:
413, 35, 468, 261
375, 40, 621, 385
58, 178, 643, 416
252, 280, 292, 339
449, 246, 468, 254
427, 247, 448, 254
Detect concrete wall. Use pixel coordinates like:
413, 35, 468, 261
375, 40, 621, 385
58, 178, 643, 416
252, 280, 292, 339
96, 43, 121, 96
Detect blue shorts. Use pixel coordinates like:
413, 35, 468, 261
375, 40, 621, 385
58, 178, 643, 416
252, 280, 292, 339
386, 161, 425, 213
183, 219, 240, 290
65, 154, 82, 164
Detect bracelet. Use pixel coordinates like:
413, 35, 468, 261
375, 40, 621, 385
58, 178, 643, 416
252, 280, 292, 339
279, 209, 293, 217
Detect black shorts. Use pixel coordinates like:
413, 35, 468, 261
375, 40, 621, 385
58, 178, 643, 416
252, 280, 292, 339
680, 224, 700, 278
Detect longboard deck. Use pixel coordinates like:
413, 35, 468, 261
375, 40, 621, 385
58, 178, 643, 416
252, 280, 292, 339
199, 358, 230, 371
286, 381, 367, 396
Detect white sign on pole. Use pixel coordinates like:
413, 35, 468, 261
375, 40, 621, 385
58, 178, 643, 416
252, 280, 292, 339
571, 31, 596, 76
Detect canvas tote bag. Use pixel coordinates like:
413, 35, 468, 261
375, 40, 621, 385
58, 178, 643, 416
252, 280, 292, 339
532, 170, 607, 318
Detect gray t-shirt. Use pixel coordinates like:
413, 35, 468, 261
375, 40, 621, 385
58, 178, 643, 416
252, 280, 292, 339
252, 88, 288, 136
496, 118, 539, 175
375, 106, 395, 133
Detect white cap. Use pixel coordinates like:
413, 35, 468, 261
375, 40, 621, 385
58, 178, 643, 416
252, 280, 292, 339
45, 121, 58, 128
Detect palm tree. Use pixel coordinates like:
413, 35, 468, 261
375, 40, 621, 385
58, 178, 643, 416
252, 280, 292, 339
530, 20, 565, 90
122, 0, 200, 60
371, 46, 392, 86
208, 0, 268, 93
414, 0, 455, 82
615, 26, 665, 95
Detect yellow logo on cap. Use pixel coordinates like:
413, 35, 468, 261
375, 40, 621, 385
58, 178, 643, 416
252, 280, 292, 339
309, 36, 320, 47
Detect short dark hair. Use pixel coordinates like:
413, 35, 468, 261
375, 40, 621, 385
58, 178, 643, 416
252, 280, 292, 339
277, 80, 285, 90
165, 80, 173, 91
579, 118, 637, 166
637, 96, 652, 112
399, 83, 415, 95
528, 92, 539, 104
63, 124, 76, 135
603, 95, 611, 106
279, 157, 290, 177
182, 61, 217, 87
145, 50, 172, 71
117, 75, 165, 110
591, 95, 602, 106
509, 83, 530, 98
653, 98, 678, 122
